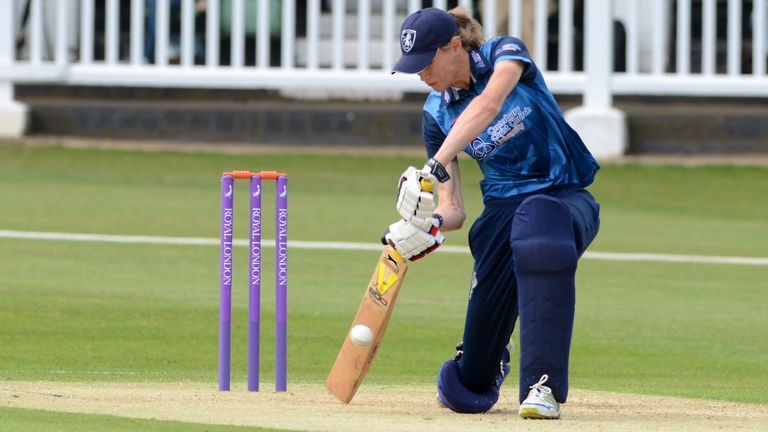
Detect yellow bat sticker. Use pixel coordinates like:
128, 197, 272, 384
376, 262, 399, 295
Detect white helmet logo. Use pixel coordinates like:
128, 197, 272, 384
401, 29, 417, 53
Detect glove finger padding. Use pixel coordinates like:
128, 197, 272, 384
397, 167, 437, 224
384, 220, 444, 261
397, 166, 420, 189
408, 215, 439, 232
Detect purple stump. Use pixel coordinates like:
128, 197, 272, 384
248, 175, 262, 392
218, 175, 235, 391
275, 175, 288, 392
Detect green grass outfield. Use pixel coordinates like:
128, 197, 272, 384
1, 143, 767, 430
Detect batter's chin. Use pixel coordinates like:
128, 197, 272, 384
430, 84, 448, 92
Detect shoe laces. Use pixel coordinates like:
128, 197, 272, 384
453, 341, 464, 361
529, 374, 552, 395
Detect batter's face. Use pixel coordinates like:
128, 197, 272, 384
417, 37, 466, 92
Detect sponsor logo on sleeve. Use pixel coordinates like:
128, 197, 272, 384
495, 43, 522, 57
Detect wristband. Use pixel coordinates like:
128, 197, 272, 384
426, 158, 451, 183
432, 213, 444, 228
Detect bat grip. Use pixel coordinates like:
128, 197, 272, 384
388, 247, 406, 262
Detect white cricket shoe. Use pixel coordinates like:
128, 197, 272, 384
518, 374, 560, 419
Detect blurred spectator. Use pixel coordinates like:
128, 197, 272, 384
145, 0, 181, 63
546, 0, 626, 72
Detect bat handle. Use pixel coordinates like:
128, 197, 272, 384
388, 247, 406, 262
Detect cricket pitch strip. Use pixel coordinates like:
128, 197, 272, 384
2, 381, 766, 432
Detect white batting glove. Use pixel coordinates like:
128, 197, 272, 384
383, 219, 444, 261
397, 167, 437, 231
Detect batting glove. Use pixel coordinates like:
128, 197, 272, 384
382, 219, 444, 261
397, 166, 437, 231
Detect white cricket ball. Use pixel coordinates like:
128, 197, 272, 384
349, 325, 374, 347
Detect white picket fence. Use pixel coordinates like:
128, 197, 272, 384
1, 0, 767, 155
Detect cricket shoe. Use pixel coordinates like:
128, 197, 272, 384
518, 374, 560, 419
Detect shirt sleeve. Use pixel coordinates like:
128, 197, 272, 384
491, 36, 538, 82
422, 110, 446, 159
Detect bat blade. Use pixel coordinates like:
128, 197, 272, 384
326, 246, 408, 403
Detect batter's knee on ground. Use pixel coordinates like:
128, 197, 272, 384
437, 360, 499, 414
510, 195, 578, 272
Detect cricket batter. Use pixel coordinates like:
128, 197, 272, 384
384, 7, 601, 419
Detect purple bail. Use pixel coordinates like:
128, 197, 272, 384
218, 175, 234, 391
275, 175, 288, 392
248, 175, 262, 391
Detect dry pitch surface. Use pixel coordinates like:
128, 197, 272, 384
2, 381, 767, 432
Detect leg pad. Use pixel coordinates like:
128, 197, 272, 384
437, 360, 500, 414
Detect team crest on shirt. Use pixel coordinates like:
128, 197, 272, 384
401, 29, 417, 53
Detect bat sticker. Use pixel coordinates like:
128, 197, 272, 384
384, 254, 400, 272
376, 262, 399, 295
368, 286, 388, 306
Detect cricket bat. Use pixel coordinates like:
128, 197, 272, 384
326, 245, 409, 403
327, 177, 434, 403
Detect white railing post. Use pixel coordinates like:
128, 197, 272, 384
382, 0, 395, 71
0, 0, 28, 137
257, 0, 270, 69
702, 0, 716, 75
29, 0, 43, 64
509, 0, 522, 38
676, 0, 691, 75
584, 0, 612, 108
651, 0, 668, 74
106, 0, 120, 64
306, 0, 320, 70
357, 0, 370, 71
55, 0, 70, 68
482, 0, 496, 39
281, 0, 295, 69
130, 0, 145, 65
564, 0, 627, 159
180, 0, 194, 67
559, 0, 574, 72
727, 0, 742, 76
156, 0, 170, 66
755, 0, 767, 76
80, 0, 95, 64
533, 0, 547, 67
206, 0, 220, 67
231, 0, 244, 68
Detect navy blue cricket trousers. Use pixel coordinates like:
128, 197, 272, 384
458, 185, 600, 403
